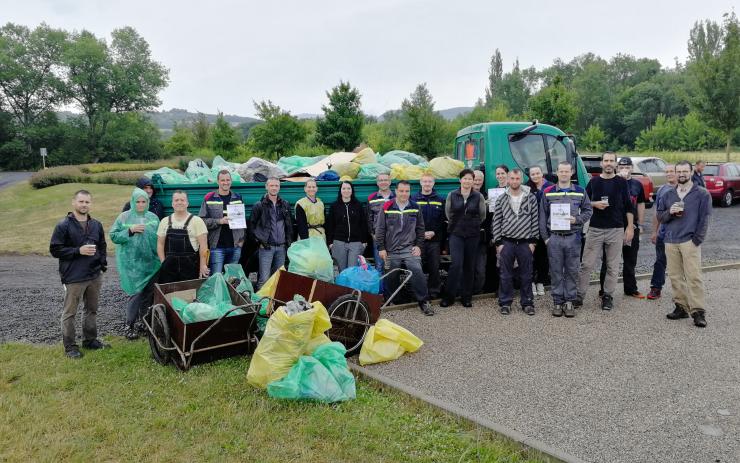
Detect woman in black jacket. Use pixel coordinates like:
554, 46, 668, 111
326, 181, 368, 272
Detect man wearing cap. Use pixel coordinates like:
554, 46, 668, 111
598, 157, 646, 299
577, 152, 635, 311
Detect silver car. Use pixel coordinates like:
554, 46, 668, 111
628, 156, 668, 188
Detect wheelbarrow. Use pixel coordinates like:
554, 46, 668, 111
143, 278, 259, 370
263, 268, 412, 356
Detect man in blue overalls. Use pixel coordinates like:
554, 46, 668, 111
540, 161, 593, 317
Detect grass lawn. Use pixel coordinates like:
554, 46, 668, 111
0, 340, 545, 463
0, 182, 132, 255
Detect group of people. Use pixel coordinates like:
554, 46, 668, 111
50, 154, 712, 359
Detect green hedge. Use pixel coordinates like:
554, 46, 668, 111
30, 166, 145, 189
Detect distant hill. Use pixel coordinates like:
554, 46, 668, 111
57, 108, 262, 132
437, 106, 474, 120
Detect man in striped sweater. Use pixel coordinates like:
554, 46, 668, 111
491, 169, 540, 315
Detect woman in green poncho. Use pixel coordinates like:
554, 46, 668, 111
110, 188, 162, 340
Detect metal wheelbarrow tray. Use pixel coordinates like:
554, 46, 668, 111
143, 278, 259, 370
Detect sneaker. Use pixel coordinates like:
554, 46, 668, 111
500, 305, 511, 315
536, 283, 545, 296
666, 304, 689, 320
573, 297, 583, 308
647, 287, 661, 300
82, 339, 111, 350
65, 348, 83, 359
419, 301, 435, 316
531, 283, 537, 295
692, 310, 707, 328
462, 299, 473, 308
626, 291, 646, 299
601, 294, 614, 311
124, 325, 139, 341
523, 305, 535, 316
563, 302, 576, 318
552, 304, 564, 317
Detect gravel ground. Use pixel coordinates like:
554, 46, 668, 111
368, 269, 740, 463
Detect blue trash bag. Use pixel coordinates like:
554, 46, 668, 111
316, 170, 340, 181
336, 266, 381, 294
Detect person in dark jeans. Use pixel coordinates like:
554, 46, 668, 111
598, 157, 646, 298
251, 177, 293, 289
375, 181, 433, 316
49, 189, 110, 359
492, 169, 540, 315
441, 169, 487, 308
412, 173, 446, 299
648, 165, 677, 300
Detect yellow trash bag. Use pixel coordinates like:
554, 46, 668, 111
390, 163, 425, 180
256, 266, 285, 299
247, 301, 332, 388
358, 319, 423, 366
428, 156, 464, 179
331, 162, 361, 179
353, 147, 377, 164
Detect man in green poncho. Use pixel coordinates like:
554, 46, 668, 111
110, 188, 162, 339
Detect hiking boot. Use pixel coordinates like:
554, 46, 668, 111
647, 287, 661, 300
440, 298, 454, 308
536, 283, 545, 296
692, 310, 707, 328
666, 304, 689, 320
573, 297, 583, 308
65, 348, 83, 359
462, 299, 473, 308
601, 294, 614, 311
125, 324, 139, 341
626, 291, 646, 299
82, 339, 111, 350
500, 305, 511, 315
523, 305, 535, 316
551, 304, 564, 317
563, 302, 576, 318
419, 301, 434, 316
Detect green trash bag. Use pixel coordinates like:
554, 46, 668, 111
267, 343, 355, 403
108, 188, 161, 295
211, 156, 245, 183
386, 150, 428, 166
224, 263, 254, 295
287, 236, 334, 282
357, 162, 391, 179
180, 302, 222, 323
186, 159, 214, 183
378, 153, 411, 167
197, 273, 234, 311
277, 155, 325, 175
147, 167, 189, 184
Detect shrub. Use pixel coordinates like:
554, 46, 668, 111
79, 161, 178, 174
30, 166, 85, 189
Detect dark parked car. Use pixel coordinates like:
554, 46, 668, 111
704, 163, 740, 207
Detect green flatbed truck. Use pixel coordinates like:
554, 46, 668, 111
154, 121, 587, 215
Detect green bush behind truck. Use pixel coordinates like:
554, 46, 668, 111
155, 121, 587, 216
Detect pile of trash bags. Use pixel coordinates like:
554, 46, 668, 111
146, 147, 465, 185
247, 295, 357, 403
171, 273, 245, 323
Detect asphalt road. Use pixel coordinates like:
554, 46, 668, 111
0, 171, 32, 190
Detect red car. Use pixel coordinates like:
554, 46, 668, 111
703, 163, 740, 207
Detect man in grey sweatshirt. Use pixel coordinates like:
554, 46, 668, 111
657, 160, 712, 327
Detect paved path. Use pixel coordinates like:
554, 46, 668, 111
0, 171, 31, 190
367, 269, 740, 463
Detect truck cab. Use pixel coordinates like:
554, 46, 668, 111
453, 121, 588, 190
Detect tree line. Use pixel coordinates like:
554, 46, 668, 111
1, 12, 737, 171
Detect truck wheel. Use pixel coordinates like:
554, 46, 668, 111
722, 190, 733, 207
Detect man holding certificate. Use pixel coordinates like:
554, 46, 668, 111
199, 169, 246, 275
539, 162, 593, 317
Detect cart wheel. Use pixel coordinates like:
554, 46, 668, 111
148, 305, 172, 365
327, 294, 371, 357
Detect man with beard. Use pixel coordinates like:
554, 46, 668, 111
577, 152, 634, 311
659, 161, 712, 327
647, 164, 677, 300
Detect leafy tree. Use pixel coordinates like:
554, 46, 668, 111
401, 83, 447, 157
100, 112, 162, 161
571, 59, 611, 133
163, 124, 195, 157
62, 27, 169, 160
580, 124, 607, 152
362, 113, 409, 154
687, 12, 740, 160
316, 81, 364, 151
0, 23, 68, 151
527, 75, 578, 132
498, 59, 533, 117
211, 112, 240, 154
484, 49, 503, 107
248, 100, 306, 158
191, 113, 211, 148
635, 113, 723, 151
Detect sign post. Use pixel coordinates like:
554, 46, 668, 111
40, 148, 47, 169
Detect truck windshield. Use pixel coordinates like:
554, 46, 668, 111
508, 133, 571, 179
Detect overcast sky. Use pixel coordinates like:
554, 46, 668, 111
2, 0, 736, 117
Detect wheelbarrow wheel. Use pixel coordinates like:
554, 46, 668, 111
327, 294, 371, 357
148, 305, 172, 365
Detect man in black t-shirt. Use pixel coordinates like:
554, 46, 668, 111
577, 152, 635, 310
599, 157, 646, 298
